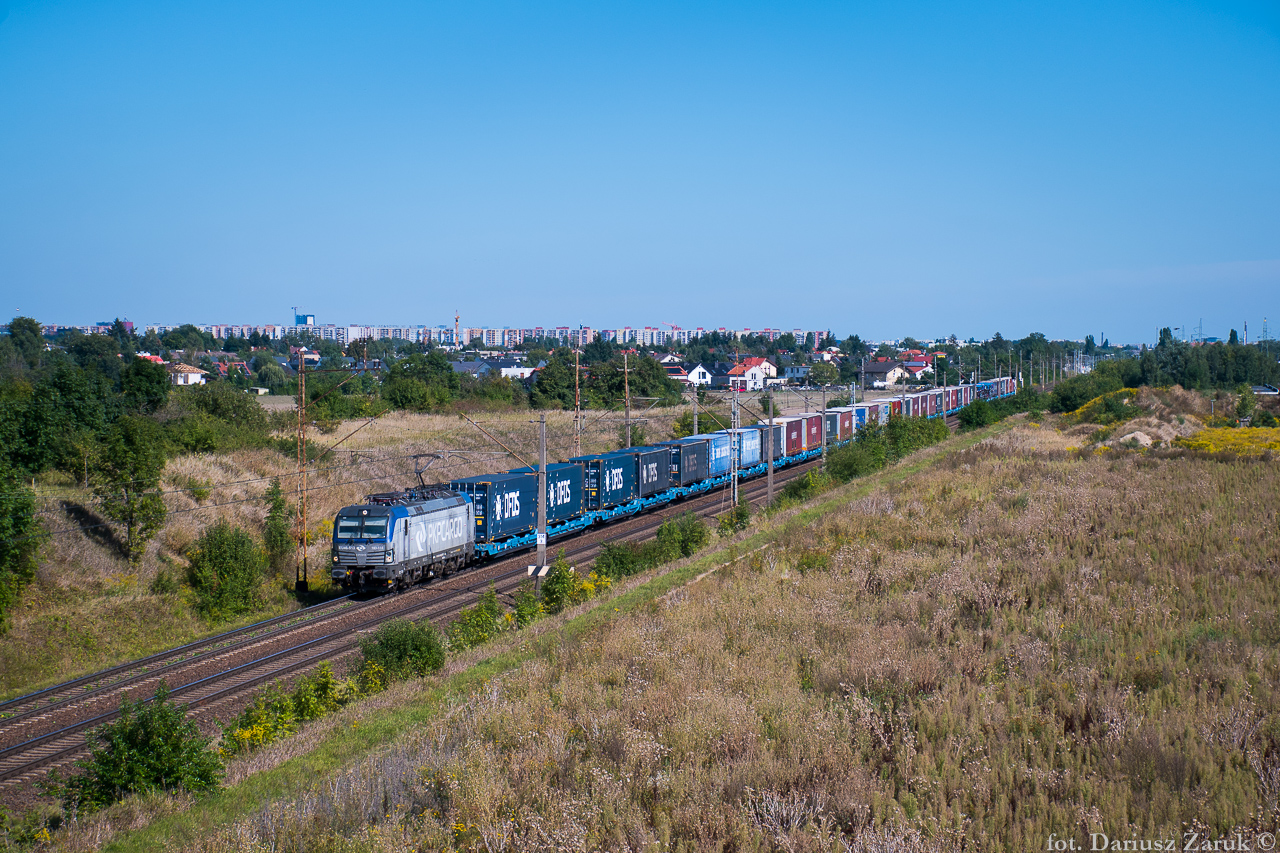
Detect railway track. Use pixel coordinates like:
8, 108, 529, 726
0, 457, 817, 798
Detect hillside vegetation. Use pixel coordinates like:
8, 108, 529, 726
0, 409, 677, 699
73, 416, 1279, 853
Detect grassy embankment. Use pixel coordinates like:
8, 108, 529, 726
63, 413, 1280, 852
1, 409, 675, 700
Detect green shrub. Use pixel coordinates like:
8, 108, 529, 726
1236, 385, 1256, 420
539, 554, 578, 614
359, 618, 445, 679
958, 399, 997, 429
0, 463, 41, 631
262, 478, 294, 575
656, 511, 709, 558
63, 684, 222, 814
447, 586, 506, 651
513, 583, 542, 628
186, 521, 266, 621
717, 496, 751, 537
221, 663, 361, 756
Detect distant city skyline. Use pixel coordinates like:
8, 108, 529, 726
2, 2, 1277, 344
23, 313, 1274, 349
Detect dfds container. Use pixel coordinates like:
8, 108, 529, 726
689, 433, 732, 476
852, 405, 870, 429
728, 428, 762, 468
569, 453, 636, 510
603, 447, 672, 498
449, 473, 538, 543
505, 463, 584, 523
656, 437, 709, 486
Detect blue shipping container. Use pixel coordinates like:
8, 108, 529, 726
570, 453, 637, 510
656, 438, 710, 486
504, 463, 585, 523
448, 473, 539, 543
689, 433, 732, 476
603, 447, 672, 498
750, 423, 785, 461
728, 428, 762, 467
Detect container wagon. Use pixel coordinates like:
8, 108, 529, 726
570, 453, 637, 510
449, 472, 539, 543
689, 433, 733, 476
655, 437, 710, 486
506, 463, 585, 522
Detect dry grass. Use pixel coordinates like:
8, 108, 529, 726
2, 408, 679, 698
123, 422, 1280, 852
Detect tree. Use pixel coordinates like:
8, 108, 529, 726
808, 362, 838, 386
63, 683, 222, 813
262, 478, 293, 576
840, 335, 870, 358
7, 316, 45, 369
121, 357, 169, 414
93, 416, 167, 565
186, 521, 266, 620
1236, 385, 1256, 420
1229, 329, 1240, 346
528, 348, 576, 409
0, 462, 41, 631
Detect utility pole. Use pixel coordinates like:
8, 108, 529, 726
295, 353, 308, 593
859, 357, 865, 404
766, 385, 775, 505
620, 352, 633, 447
820, 383, 827, 471
536, 413, 547, 575
730, 386, 740, 506
573, 350, 582, 458
692, 386, 699, 436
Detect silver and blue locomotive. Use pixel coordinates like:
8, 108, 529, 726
331, 488, 474, 591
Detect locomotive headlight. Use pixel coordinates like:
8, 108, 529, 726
333, 555, 339, 562
385, 553, 394, 563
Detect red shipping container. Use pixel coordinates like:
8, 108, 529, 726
800, 414, 822, 449
784, 419, 804, 455
838, 410, 853, 439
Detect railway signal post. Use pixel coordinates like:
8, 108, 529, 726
537, 413, 547, 574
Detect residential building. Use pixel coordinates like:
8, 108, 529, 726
167, 363, 207, 386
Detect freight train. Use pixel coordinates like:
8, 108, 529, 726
330, 378, 1016, 591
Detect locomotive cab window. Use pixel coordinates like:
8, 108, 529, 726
336, 517, 390, 539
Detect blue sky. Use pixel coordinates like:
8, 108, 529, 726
1, 1, 1277, 344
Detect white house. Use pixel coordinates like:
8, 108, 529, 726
168, 363, 208, 386
684, 363, 713, 387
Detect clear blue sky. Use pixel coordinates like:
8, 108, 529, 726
2, 1, 1277, 344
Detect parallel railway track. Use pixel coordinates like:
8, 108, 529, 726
0, 458, 816, 797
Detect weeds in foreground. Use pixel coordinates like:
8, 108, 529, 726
194, 435, 1280, 852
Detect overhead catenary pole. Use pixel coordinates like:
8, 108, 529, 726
537, 413, 547, 573
295, 353, 308, 593
730, 386, 740, 506
620, 352, 632, 448
573, 350, 582, 459
767, 385, 775, 505
820, 383, 827, 471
